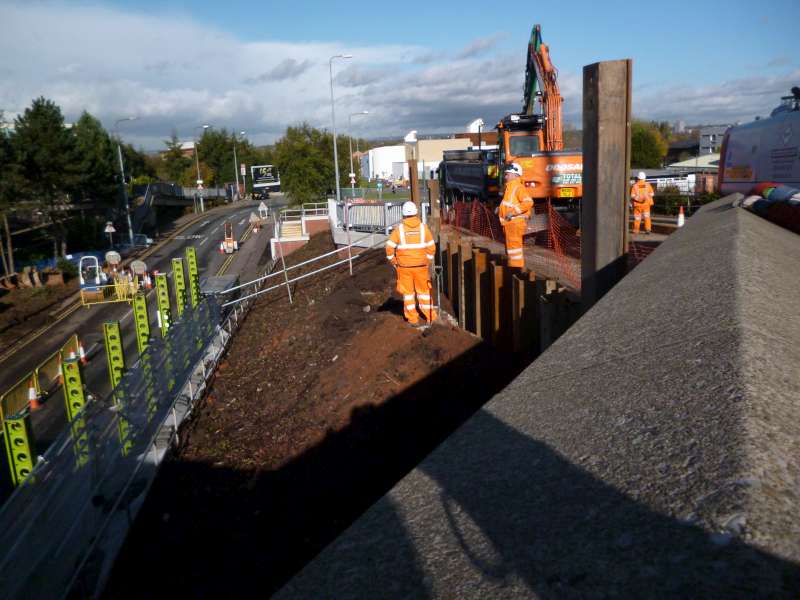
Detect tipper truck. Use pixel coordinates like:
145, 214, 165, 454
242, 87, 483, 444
440, 25, 583, 211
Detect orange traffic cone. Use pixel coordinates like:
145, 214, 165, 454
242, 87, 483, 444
219, 242, 225, 254
677, 205, 685, 228
29, 382, 40, 411
78, 343, 88, 365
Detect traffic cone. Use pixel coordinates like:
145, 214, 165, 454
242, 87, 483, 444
78, 342, 88, 365
219, 242, 225, 254
677, 205, 685, 228
28, 381, 40, 411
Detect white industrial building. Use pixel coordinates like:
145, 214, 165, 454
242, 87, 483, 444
360, 138, 472, 181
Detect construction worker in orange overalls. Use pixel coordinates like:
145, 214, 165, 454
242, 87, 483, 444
385, 201, 437, 327
631, 172, 655, 234
498, 163, 533, 268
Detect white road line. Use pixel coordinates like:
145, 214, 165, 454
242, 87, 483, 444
237, 218, 246, 226
200, 220, 210, 227
199, 236, 208, 245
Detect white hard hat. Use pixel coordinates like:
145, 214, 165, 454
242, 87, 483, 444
637, 171, 646, 180
401, 201, 418, 217
504, 163, 523, 177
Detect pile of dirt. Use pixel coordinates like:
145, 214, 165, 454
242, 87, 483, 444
105, 232, 528, 598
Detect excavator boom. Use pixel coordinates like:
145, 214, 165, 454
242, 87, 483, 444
522, 24, 563, 151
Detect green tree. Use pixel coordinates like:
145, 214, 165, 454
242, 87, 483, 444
67, 111, 118, 204
12, 97, 75, 257
197, 127, 235, 187
273, 123, 352, 204
631, 120, 668, 168
161, 130, 191, 182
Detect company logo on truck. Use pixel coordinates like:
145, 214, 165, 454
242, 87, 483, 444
545, 163, 582, 172
551, 173, 582, 185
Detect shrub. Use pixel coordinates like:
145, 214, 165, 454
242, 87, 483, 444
56, 257, 78, 279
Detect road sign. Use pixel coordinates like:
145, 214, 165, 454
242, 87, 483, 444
104, 222, 116, 233
258, 201, 269, 219
240, 163, 246, 177
377, 182, 383, 189
196, 179, 203, 185
105, 251, 121, 265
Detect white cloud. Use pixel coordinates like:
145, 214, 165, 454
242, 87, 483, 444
0, 2, 793, 150
634, 70, 800, 124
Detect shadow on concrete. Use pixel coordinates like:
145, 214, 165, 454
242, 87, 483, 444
103, 337, 526, 598
104, 331, 800, 599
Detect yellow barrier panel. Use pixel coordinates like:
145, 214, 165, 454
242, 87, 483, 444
35, 334, 79, 397
80, 277, 139, 307
0, 372, 37, 422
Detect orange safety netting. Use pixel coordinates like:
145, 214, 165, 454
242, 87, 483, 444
443, 199, 657, 291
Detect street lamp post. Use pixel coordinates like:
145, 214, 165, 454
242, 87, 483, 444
348, 111, 369, 197
232, 129, 245, 201
194, 124, 210, 212
329, 54, 352, 205
115, 116, 138, 245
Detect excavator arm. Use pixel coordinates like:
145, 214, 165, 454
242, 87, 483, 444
522, 24, 563, 151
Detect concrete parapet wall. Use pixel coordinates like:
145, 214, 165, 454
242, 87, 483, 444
277, 194, 800, 597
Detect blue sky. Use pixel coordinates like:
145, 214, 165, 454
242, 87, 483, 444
1, 0, 798, 148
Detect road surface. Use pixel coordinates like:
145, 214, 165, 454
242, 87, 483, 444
0, 196, 287, 495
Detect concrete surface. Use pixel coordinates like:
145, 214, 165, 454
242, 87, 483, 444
277, 195, 800, 598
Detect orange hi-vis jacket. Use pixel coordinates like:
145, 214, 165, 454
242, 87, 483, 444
630, 181, 655, 207
498, 179, 533, 223
385, 216, 435, 267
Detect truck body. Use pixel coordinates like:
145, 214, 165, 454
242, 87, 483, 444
719, 90, 800, 195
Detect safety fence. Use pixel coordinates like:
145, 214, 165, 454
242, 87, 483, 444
331, 200, 430, 235
0, 242, 278, 599
443, 199, 660, 291
0, 334, 80, 424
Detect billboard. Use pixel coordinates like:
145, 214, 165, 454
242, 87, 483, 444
251, 164, 280, 189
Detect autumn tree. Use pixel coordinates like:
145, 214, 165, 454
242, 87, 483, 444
631, 120, 668, 168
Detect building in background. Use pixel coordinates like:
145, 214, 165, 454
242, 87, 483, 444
699, 125, 731, 154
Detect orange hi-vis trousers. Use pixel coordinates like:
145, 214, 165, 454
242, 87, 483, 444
632, 203, 652, 234
396, 265, 436, 323
503, 218, 527, 268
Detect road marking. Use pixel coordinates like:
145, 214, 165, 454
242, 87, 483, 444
199, 236, 208, 246
237, 218, 246, 226
0, 204, 247, 369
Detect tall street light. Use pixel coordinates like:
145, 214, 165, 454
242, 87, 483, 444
329, 54, 352, 205
194, 124, 210, 212
232, 129, 245, 201
115, 116, 138, 245
348, 111, 368, 196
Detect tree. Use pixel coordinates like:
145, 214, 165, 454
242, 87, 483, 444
197, 127, 235, 187
12, 97, 75, 257
161, 131, 191, 183
631, 120, 668, 168
272, 123, 352, 205
67, 111, 117, 204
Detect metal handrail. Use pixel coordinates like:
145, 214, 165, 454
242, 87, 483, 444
218, 228, 391, 296
222, 232, 388, 308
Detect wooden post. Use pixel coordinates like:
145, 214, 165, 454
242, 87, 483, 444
472, 248, 489, 339
428, 179, 441, 238
537, 279, 558, 353
581, 59, 632, 310
408, 158, 420, 208
512, 274, 526, 352
449, 240, 460, 320
490, 261, 504, 347
459, 240, 473, 330
438, 232, 449, 298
